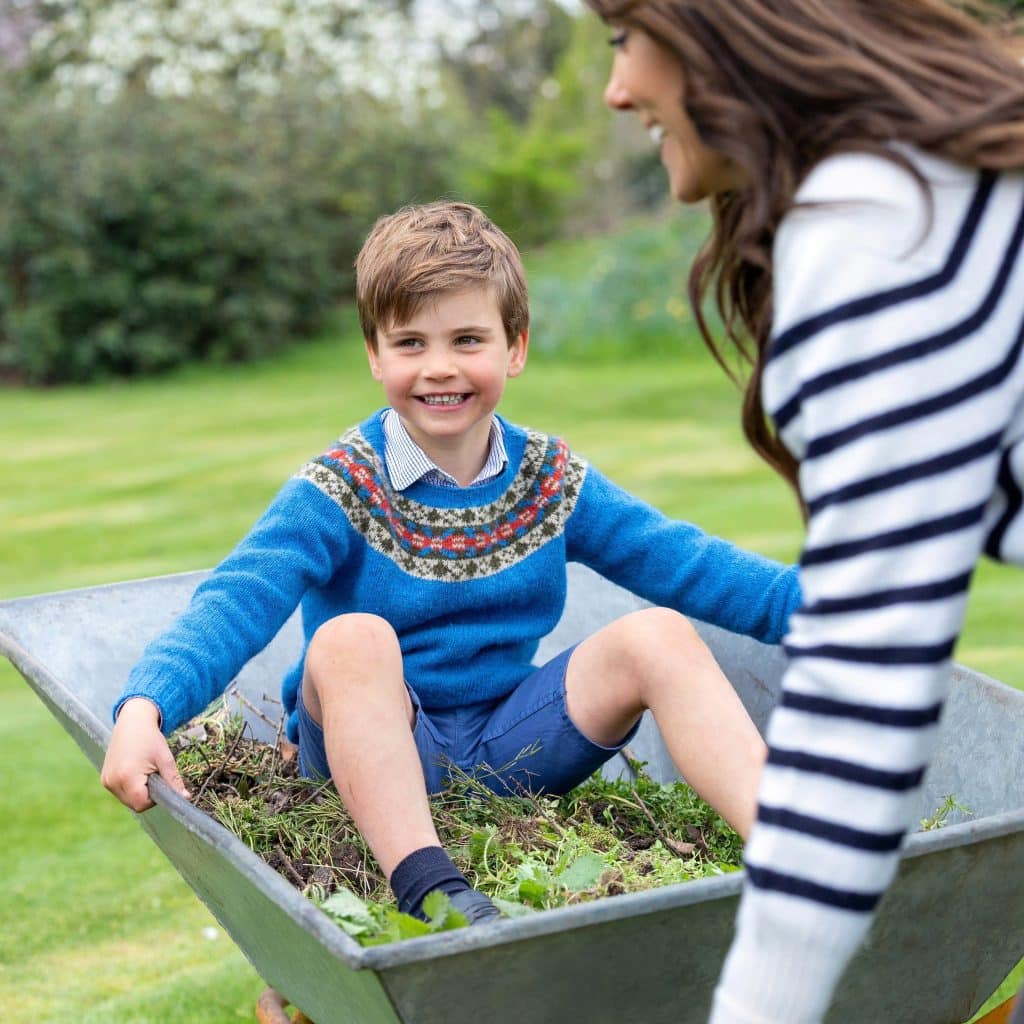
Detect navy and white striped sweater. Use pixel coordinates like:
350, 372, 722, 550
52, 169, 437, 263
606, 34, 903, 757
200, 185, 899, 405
712, 149, 1024, 1024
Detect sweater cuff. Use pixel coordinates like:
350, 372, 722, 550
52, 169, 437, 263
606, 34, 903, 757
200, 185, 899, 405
113, 690, 175, 735
708, 887, 872, 1024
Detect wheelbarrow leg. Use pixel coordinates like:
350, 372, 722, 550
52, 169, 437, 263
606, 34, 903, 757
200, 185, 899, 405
1011, 988, 1024, 1024
973, 992, 1020, 1024
256, 987, 315, 1024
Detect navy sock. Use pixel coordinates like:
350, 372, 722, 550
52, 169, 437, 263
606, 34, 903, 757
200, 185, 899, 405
390, 845, 471, 919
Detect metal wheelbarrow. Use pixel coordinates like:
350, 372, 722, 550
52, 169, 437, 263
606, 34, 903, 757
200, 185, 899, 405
1, 563, 1021, 1024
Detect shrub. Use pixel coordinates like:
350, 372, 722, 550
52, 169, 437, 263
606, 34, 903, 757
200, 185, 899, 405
526, 213, 714, 361
454, 14, 616, 249
458, 108, 588, 250
0, 82, 454, 384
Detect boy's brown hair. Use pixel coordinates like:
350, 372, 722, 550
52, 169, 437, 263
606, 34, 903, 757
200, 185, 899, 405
356, 201, 529, 349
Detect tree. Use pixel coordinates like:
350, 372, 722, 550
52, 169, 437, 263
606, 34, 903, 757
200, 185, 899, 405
0, 0, 41, 68
453, 12, 621, 245
433, 0, 576, 122
26, 0, 425, 101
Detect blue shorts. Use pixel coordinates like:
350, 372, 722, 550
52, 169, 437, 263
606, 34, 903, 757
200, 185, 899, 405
295, 644, 639, 796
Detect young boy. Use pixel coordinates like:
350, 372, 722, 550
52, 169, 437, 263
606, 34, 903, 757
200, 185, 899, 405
102, 201, 800, 925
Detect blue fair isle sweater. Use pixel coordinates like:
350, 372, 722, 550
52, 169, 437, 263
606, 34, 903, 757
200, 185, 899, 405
116, 411, 801, 741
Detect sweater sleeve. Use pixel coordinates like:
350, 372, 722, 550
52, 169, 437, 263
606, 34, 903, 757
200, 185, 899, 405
113, 476, 352, 735
710, 153, 1021, 1023
565, 465, 801, 645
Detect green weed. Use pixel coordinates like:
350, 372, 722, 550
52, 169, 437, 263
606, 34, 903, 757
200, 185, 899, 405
172, 704, 744, 946
920, 794, 972, 831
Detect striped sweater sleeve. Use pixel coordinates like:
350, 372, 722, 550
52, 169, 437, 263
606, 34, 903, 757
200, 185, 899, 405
710, 151, 1024, 1024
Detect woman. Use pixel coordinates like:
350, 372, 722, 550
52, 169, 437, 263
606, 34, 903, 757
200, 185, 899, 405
585, 2, 1024, 1022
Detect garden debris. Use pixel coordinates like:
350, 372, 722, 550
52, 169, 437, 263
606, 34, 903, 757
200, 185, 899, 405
171, 701, 745, 944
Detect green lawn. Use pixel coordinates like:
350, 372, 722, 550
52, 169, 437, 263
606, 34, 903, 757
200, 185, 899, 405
1, 251, 1021, 1018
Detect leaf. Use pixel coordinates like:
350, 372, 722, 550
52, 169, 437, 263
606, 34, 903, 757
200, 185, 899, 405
421, 889, 452, 925
468, 827, 499, 864
492, 897, 536, 919
420, 890, 470, 931
320, 889, 376, 937
367, 908, 434, 945
557, 852, 606, 892
390, 911, 435, 941
516, 861, 553, 886
517, 878, 550, 907
665, 839, 696, 857
437, 909, 470, 931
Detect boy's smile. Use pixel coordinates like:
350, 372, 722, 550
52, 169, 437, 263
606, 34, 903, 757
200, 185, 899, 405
366, 286, 528, 485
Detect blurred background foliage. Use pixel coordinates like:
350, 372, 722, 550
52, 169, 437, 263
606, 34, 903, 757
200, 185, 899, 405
0, 0, 1020, 385
0, 0, 664, 384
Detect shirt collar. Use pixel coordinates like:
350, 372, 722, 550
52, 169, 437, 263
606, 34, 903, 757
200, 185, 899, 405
381, 408, 507, 490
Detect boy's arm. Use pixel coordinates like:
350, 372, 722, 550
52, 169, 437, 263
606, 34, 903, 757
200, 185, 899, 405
566, 465, 801, 644
113, 476, 351, 734
103, 477, 352, 811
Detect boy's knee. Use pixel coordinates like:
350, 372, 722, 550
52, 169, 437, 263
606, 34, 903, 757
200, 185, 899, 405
592, 607, 701, 687
620, 606, 700, 652
306, 613, 399, 679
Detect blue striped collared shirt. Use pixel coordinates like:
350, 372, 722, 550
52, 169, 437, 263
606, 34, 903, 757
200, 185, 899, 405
381, 408, 507, 490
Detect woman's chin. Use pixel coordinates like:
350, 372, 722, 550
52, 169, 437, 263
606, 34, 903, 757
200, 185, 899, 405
669, 176, 709, 205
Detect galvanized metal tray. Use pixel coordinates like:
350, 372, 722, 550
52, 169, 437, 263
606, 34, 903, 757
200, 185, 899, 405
1, 564, 1021, 1024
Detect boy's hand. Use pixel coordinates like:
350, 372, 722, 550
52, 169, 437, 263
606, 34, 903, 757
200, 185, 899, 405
101, 697, 192, 812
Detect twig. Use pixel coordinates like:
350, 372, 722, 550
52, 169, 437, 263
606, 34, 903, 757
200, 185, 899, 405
275, 843, 307, 888
607, 744, 640, 784
628, 787, 695, 860
192, 742, 215, 773
442, 746, 571, 841
296, 774, 335, 805
232, 688, 280, 730
194, 718, 248, 805
520, 788, 568, 840
267, 708, 286, 785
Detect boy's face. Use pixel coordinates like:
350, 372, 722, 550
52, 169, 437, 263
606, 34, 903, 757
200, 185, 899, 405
366, 286, 528, 461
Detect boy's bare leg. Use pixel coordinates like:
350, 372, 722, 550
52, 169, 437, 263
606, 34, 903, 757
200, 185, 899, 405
301, 613, 439, 877
564, 607, 766, 839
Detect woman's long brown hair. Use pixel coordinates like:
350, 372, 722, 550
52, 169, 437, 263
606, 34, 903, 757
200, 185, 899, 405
586, 0, 1024, 497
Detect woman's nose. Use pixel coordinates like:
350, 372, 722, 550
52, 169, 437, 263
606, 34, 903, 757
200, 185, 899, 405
603, 69, 633, 110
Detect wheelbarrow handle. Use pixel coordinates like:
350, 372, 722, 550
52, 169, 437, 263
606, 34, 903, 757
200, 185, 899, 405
256, 987, 315, 1024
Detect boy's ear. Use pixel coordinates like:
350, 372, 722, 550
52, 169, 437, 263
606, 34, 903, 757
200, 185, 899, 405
365, 338, 383, 381
506, 327, 529, 378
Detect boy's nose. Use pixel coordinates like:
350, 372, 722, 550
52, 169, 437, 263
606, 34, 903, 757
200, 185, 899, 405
424, 353, 457, 379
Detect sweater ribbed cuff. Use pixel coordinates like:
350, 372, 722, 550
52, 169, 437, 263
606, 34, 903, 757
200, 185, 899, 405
708, 887, 872, 1024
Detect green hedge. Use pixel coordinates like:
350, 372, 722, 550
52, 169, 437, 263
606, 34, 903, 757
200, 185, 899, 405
0, 84, 454, 384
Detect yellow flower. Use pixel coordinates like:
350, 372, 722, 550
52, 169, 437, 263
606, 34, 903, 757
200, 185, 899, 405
666, 296, 690, 322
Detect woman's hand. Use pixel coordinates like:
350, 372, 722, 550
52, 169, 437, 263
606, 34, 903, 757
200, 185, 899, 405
100, 697, 191, 812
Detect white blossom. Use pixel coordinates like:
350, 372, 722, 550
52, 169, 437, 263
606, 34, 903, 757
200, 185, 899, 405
32, 0, 440, 104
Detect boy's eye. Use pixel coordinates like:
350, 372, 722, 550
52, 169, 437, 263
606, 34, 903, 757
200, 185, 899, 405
455, 335, 481, 346
396, 338, 422, 348
608, 30, 628, 48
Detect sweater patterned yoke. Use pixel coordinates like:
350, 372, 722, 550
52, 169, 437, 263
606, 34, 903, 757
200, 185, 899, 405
299, 424, 585, 581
